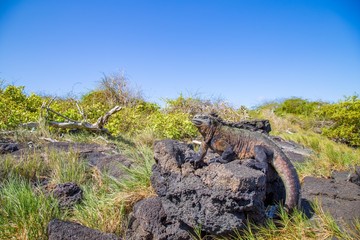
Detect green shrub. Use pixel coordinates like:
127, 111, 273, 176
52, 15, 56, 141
148, 111, 198, 139
0, 85, 42, 129
316, 95, 360, 146
275, 97, 324, 116
105, 101, 160, 136
271, 96, 360, 147
81, 90, 111, 120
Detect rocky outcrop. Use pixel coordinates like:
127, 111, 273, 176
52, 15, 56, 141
331, 166, 360, 187
127, 139, 286, 239
348, 166, 360, 186
270, 136, 313, 163
48, 219, 121, 240
229, 119, 272, 134
301, 171, 360, 223
126, 197, 192, 240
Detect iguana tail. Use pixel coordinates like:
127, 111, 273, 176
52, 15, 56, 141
272, 150, 301, 212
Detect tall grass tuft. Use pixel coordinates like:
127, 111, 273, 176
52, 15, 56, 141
71, 184, 125, 235
226, 202, 359, 240
0, 150, 50, 182
47, 148, 90, 185
0, 177, 62, 240
252, 106, 360, 178
281, 132, 360, 178
71, 143, 155, 236
0, 147, 90, 184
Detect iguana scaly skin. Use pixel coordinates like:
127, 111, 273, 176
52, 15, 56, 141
190, 114, 301, 212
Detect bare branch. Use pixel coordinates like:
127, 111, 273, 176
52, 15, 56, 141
26, 97, 123, 134
192, 140, 202, 145
75, 100, 86, 120
47, 121, 105, 132
27, 105, 122, 134
46, 107, 78, 123
94, 106, 122, 129
46, 97, 57, 108
39, 137, 59, 142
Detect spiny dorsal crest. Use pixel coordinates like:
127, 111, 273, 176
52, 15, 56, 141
206, 112, 271, 134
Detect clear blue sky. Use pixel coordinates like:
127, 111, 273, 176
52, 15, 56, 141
1, 0, 359, 107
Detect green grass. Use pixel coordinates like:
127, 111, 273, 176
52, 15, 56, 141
0, 177, 62, 240
1, 111, 359, 239
219, 202, 359, 240
47, 149, 90, 185
0, 150, 49, 182
253, 107, 360, 178
71, 183, 126, 235
0, 132, 156, 238
70, 142, 155, 236
0, 147, 90, 185
279, 131, 360, 178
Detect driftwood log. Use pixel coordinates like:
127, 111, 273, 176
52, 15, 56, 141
22, 98, 122, 134
45, 105, 122, 133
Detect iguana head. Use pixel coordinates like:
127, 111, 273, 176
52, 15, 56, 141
192, 113, 220, 142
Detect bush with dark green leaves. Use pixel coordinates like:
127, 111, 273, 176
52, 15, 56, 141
316, 95, 360, 146
1, 83, 359, 146
0, 84, 197, 140
273, 96, 360, 147
275, 97, 325, 116
0, 85, 42, 129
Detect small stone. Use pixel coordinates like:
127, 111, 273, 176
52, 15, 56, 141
0, 143, 19, 154
52, 182, 83, 209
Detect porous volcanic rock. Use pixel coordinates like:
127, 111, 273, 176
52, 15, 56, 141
46, 142, 133, 180
0, 142, 19, 154
332, 166, 360, 187
230, 119, 272, 134
127, 139, 279, 238
349, 166, 360, 186
52, 182, 83, 209
270, 136, 313, 163
301, 175, 360, 223
126, 197, 192, 240
48, 219, 120, 240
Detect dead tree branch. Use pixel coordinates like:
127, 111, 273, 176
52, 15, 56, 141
95, 105, 122, 129
47, 106, 122, 132
45, 105, 122, 133
24, 98, 122, 134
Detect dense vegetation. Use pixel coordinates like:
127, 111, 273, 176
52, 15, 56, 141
0, 76, 359, 239
1, 78, 359, 146
274, 96, 360, 146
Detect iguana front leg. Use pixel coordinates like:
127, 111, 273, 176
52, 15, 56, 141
252, 145, 272, 173
209, 140, 237, 164
186, 141, 209, 167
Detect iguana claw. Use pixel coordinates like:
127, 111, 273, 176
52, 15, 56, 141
208, 157, 229, 164
185, 154, 207, 168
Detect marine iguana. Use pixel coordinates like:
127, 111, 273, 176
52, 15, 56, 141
189, 113, 301, 212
